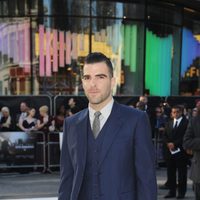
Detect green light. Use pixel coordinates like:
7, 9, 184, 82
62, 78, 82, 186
130, 25, 137, 72
121, 24, 125, 60
124, 25, 137, 72
124, 25, 131, 66
145, 30, 172, 96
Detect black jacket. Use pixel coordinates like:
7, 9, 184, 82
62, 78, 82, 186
164, 116, 188, 159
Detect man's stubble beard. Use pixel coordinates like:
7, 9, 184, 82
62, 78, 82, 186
86, 91, 112, 106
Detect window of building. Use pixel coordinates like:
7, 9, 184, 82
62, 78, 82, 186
180, 9, 200, 96
0, 0, 200, 96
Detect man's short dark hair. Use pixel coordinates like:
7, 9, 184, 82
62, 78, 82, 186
172, 105, 182, 111
84, 52, 113, 77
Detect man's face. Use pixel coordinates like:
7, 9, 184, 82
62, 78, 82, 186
139, 96, 148, 104
155, 108, 162, 117
20, 103, 27, 112
82, 62, 115, 106
171, 108, 182, 119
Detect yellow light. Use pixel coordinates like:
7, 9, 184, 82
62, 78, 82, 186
194, 35, 200, 42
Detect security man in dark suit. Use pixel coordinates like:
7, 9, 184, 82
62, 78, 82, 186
164, 105, 188, 199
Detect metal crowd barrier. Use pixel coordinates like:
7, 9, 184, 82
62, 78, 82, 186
47, 132, 60, 171
0, 131, 46, 171
153, 129, 165, 167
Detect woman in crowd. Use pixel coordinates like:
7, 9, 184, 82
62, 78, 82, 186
55, 105, 66, 132
37, 105, 55, 133
19, 108, 37, 132
68, 106, 80, 116
37, 105, 55, 173
0, 107, 12, 131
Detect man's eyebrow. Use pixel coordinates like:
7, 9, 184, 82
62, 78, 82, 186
82, 74, 90, 77
95, 74, 108, 77
82, 74, 108, 78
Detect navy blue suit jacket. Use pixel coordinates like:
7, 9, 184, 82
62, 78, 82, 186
58, 102, 157, 200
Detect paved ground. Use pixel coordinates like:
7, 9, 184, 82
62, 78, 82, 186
0, 168, 195, 200
157, 169, 194, 200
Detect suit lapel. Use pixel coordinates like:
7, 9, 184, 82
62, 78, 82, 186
75, 109, 88, 169
179, 117, 186, 128
74, 103, 123, 169
99, 102, 123, 168
168, 120, 174, 138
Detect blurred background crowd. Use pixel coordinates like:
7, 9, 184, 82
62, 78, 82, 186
0, 97, 81, 133
1, 96, 199, 134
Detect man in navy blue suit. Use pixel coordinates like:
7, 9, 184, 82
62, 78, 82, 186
58, 52, 157, 200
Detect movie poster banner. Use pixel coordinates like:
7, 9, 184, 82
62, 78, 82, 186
0, 131, 45, 169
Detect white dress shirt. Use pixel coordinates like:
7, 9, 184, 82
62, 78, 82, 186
89, 98, 114, 131
173, 116, 182, 128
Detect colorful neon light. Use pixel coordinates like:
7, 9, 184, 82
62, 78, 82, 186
39, 25, 45, 77
123, 25, 137, 72
145, 30, 172, 96
24, 22, 30, 73
66, 31, 71, 65
59, 31, 65, 67
181, 28, 200, 77
53, 29, 58, 72
46, 28, 52, 77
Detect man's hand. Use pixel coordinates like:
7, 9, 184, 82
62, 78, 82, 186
167, 142, 175, 150
159, 127, 165, 132
186, 149, 193, 155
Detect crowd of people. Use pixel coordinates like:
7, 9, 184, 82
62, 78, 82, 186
0, 97, 80, 133
0, 97, 81, 173
133, 95, 200, 199
0, 102, 55, 133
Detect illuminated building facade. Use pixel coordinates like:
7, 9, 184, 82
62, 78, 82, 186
0, 0, 200, 96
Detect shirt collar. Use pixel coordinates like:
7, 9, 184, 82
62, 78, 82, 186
89, 98, 114, 120
173, 116, 183, 124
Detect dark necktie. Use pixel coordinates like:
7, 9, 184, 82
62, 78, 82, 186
174, 120, 178, 128
92, 111, 101, 138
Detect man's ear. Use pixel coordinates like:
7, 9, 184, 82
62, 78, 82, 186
111, 77, 116, 89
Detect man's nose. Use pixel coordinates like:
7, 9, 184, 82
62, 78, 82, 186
90, 78, 97, 87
